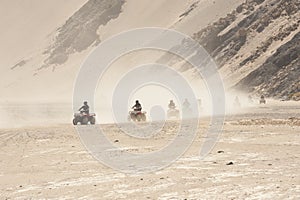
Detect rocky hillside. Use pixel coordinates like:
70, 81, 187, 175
236, 32, 300, 100
192, 0, 300, 99
41, 0, 124, 70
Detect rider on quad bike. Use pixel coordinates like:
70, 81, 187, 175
168, 100, 176, 109
73, 101, 96, 125
260, 95, 266, 104
132, 100, 142, 111
167, 100, 180, 119
79, 101, 89, 114
128, 100, 146, 122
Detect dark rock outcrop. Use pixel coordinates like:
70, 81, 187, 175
236, 32, 300, 98
190, 0, 300, 99
40, 0, 125, 69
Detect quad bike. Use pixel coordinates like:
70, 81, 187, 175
167, 108, 180, 119
259, 96, 266, 104
128, 110, 147, 122
73, 111, 96, 125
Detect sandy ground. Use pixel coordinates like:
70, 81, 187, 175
0, 101, 299, 199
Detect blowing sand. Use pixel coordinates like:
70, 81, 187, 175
0, 101, 299, 199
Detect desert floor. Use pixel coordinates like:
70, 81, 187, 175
0, 101, 299, 199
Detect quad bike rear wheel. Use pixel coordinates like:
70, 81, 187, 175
130, 113, 137, 122
90, 117, 96, 125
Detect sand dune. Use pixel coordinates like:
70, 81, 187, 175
0, 0, 244, 102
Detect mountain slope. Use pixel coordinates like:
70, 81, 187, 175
2, 0, 240, 101
41, 0, 125, 70
1, 0, 299, 101
191, 0, 300, 99
236, 32, 300, 100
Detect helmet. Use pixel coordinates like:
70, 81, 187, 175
136, 100, 139, 103
84, 101, 88, 105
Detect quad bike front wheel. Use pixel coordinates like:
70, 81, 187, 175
81, 117, 89, 125
73, 118, 78, 125
136, 114, 142, 121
